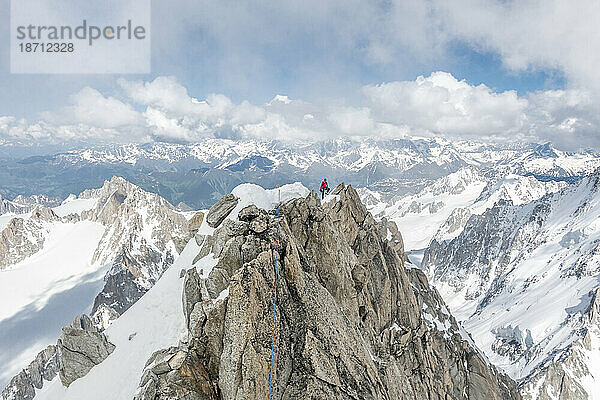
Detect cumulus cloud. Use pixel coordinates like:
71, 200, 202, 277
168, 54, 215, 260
1, 73, 599, 149
1, 0, 598, 123
526, 89, 600, 149
0, 117, 51, 140
434, 0, 600, 90
40, 87, 143, 130
363, 72, 529, 138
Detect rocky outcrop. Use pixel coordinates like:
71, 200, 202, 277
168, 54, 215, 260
135, 184, 519, 399
377, 216, 408, 262
205, 194, 238, 228
1, 346, 60, 400
2, 314, 116, 398
0, 206, 59, 269
188, 211, 205, 232
91, 304, 121, 331
57, 315, 115, 387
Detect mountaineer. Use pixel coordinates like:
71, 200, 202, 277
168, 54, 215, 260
319, 178, 330, 199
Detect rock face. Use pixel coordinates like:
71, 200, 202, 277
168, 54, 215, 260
82, 177, 190, 321
0, 206, 59, 269
135, 184, 519, 399
1, 346, 60, 400
205, 194, 238, 228
57, 315, 115, 387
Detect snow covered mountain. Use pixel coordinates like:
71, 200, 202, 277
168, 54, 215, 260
0, 194, 61, 216
457, 142, 600, 180
0, 178, 193, 396
7, 182, 518, 400
1, 138, 596, 210
2, 137, 600, 399
359, 167, 565, 253
422, 170, 600, 398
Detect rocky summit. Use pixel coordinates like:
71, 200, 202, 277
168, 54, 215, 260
135, 183, 519, 399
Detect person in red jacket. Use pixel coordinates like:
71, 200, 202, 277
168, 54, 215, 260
320, 178, 330, 199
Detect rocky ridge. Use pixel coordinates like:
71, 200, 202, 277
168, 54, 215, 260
0, 347, 59, 400
133, 183, 519, 399
1, 315, 115, 400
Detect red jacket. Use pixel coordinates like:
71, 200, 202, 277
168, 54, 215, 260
320, 181, 329, 190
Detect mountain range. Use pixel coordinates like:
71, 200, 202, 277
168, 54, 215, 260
1, 138, 597, 210
2, 137, 600, 399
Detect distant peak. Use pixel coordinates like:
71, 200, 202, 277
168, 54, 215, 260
531, 142, 558, 158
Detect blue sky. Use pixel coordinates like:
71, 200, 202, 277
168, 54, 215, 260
0, 1, 565, 116
0, 0, 598, 149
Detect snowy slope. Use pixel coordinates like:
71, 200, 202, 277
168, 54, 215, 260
36, 239, 211, 400
360, 167, 567, 253
0, 221, 105, 388
358, 167, 488, 251
422, 171, 600, 398
52, 198, 98, 218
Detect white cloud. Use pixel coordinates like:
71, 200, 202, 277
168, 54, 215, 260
143, 107, 197, 142
1, 73, 599, 149
119, 77, 265, 124
40, 87, 143, 129
363, 72, 529, 138
434, 0, 600, 90
119, 76, 199, 116
328, 106, 375, 135
525, 89, 600, 149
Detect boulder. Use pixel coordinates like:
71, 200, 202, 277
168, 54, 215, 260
57, 315, 116, 387
249, 215, 268, 234
206, 194, 238, 228
238, 205, 260, 222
